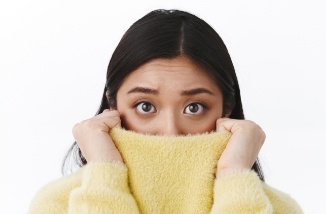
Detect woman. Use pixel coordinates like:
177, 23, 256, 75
28, 9, 302, 213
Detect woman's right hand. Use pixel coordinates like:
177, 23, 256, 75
72, 109, 123, 163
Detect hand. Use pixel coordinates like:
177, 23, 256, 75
215, 118, 265, 178
72, 109, 123, 163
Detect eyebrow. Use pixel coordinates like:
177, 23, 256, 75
127, 87, 159, 95
127, 86, 214, 96
180, 88, 214, 96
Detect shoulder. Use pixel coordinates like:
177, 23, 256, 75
28, 169, 83, 214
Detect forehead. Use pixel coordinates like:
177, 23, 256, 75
136, 57, 202, 72
123, 57, 217, 86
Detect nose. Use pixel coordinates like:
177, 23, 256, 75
157, 111, 183, 136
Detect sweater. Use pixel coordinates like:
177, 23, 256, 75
28, 128, 303, 214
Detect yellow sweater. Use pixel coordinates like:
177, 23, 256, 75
28, 128, 302, 213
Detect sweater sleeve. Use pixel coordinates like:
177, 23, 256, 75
68, 162, 140, 214
28, 162, 140, 214
210, 170, 303, 214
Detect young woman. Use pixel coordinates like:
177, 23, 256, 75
28, 9, 302, 213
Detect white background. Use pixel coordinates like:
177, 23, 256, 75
1, 0, 325, 213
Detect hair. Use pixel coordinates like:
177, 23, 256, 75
62, 9, 264, 181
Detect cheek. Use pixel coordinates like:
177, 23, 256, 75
122, 116, 157, 134
202, 119, 217, 132
120, 113, 218, 135
184, 107, 222, 134
116, 98, 130, 129
117, 107, 133, 130
182, 117, 217, 134
118, 108, 151, 132
121, 112, 221, 134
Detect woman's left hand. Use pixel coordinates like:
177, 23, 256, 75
215, 118, 266, 178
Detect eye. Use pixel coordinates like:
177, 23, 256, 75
135, 102, 156, 114
184, 103, 205, 115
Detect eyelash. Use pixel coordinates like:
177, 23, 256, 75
135, 101, 157, 114
183, 102, 206, 115
134, 101, 207, 115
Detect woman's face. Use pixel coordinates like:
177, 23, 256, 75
115, 56, 224, 136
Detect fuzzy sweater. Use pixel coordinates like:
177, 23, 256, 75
28, 128, 302, 213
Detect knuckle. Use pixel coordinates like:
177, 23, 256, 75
246, 120, 260, 130
109, 110, 120, 117
73, 119, 97, 132
261, 131, 266, 141
108, 117, 121, 128
113, 116, 121, 122
216, 117, 228, 124
72, 123, 80, 134
85, 120, 97, 130
246, 120, 256, 126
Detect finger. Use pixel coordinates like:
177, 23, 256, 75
216, 118, 232, 132
216, 118, 252, 134
103, 109, 119, 116
96, 109, 120, 119
112, 115, 121, 128
78, 110, 121, 132
98, 110, 121, 129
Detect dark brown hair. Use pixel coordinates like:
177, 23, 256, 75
62, 9, 264, 181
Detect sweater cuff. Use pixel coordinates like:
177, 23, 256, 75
215, 169, 263, 193
213, 170, 272, 210
82, 161, 130, 192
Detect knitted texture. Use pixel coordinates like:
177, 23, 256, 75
109, 128, 231, 213
28, 128, 303, 214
